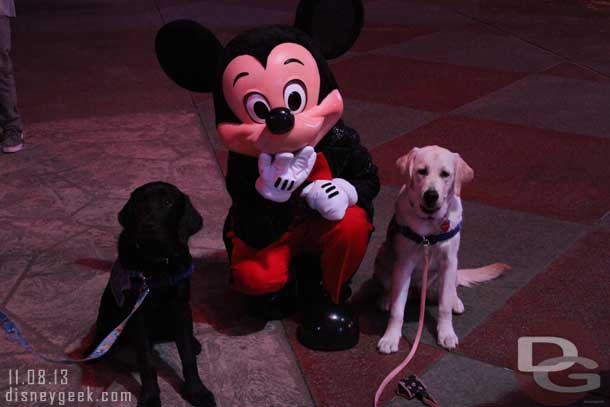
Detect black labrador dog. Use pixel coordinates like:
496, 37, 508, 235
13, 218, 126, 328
90, 181, 215, 407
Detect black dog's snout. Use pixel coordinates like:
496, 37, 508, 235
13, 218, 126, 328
423, 189, 439, 206
266, 107, 294, 134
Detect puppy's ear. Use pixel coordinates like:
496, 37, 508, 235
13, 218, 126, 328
294, 0, 363, 59
118, 197, 134, 228
178, 194, 203, 244
396, 147, 419, 187
155, 19, 223, 92
453, 153, 474, 197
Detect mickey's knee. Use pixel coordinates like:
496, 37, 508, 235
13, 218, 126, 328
231, 261, 288, 295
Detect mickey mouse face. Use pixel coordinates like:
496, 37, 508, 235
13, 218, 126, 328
218, 43, 343, 155
156, 0, 363, 157
225, 44, 319, 125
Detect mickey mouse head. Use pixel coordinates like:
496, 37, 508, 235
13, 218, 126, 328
155, 0, 363, 157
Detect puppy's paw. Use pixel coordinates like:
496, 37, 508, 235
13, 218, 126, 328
437, 326, 459, 350
184, 381, 216, 407
377, 333, 401, 354
137, 388, 161, 407
452, 297, 465, 314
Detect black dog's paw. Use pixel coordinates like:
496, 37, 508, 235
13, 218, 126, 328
183, 381, 216, 407
137, 388, 161, 407
192, 335, 202, 355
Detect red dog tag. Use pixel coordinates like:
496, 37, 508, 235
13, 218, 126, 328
440, 220, 450, 233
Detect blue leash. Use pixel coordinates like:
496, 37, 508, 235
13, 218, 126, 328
0, 284, 150, 364
0, 262, 195, 364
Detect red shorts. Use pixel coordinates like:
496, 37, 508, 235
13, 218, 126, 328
229, 205, 372, 304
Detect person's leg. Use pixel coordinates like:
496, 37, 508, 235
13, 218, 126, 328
301, 206, 373, 303
0, 16, 24, 153
228, 233, 297, 319
229, 236, 292, 296
297, 206, 373, 351
318, 206, 373, 303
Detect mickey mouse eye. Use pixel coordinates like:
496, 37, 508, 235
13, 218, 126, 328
163, 199, 173, 207
283, 80, 307, 113
244, 93, 270, 124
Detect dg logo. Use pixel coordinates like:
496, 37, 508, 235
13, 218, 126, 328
516, 334, 603, 406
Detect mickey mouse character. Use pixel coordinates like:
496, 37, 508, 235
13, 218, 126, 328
156, 0, 379, 351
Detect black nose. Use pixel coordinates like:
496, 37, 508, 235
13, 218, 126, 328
423, 189, 439, 206
266, 107, 294, 134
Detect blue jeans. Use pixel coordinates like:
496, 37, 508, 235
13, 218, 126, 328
0, 16, 22, 134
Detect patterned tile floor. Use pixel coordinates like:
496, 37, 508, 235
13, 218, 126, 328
1, 0, 608, 406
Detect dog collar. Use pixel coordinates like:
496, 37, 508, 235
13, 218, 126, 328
390, 216, 461, 245
128, 263, 195, 288
110, 262, 195, 306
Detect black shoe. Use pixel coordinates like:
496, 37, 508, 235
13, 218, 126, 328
247, 281, 297, 321
2, 130, 24, 153
297, 290, 359, 351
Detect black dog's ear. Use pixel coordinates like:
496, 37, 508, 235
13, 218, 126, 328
178, 194, 203, 244
118, 196, 134, 228
294, 0, 363, 59
155, 19, 223, 92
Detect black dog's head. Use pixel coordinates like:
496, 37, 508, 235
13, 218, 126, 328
118, 182, 203, 252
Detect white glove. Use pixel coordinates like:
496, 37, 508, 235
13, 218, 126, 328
300, 178, 358, 221
255, 146, 317, 203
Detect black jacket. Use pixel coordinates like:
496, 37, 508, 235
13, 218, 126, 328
224, 121, 380, 249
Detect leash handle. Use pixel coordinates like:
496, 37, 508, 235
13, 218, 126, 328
374, 244, 436, 407
397, 374, 441, 407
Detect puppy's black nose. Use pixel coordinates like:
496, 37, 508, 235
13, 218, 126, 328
266, 107, 294, 134
423, 189, 439, 206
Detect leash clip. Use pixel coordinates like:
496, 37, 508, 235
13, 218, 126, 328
137, 272, 150, 291
421, 236, 431, 247
397, 375, 428, 401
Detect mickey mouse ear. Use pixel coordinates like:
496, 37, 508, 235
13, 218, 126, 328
294, 0, 363, 59
155, 19, 223, 93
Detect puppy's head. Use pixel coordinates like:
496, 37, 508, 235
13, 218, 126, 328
118, 182, 203, 249
396, 146, 473, 219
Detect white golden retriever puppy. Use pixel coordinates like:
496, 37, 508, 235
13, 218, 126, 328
375, 145, 509, 353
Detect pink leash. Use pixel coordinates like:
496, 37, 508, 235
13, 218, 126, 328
374, 243, 440, 407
